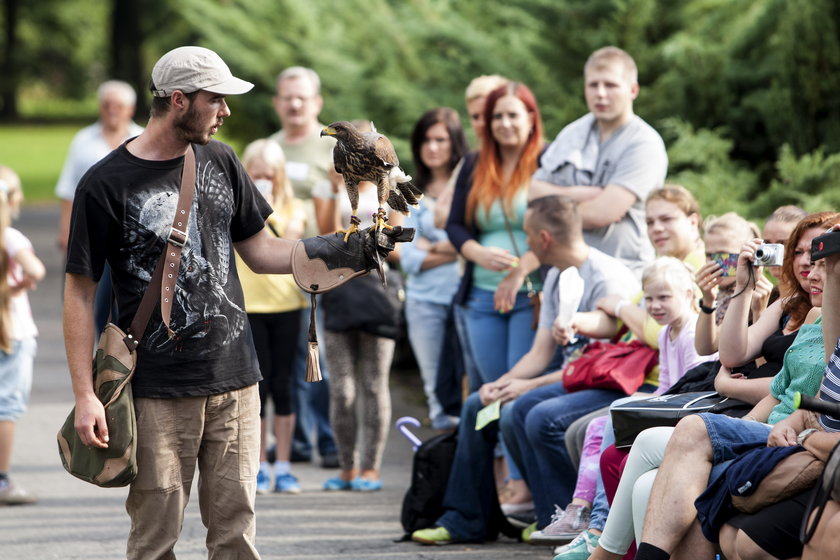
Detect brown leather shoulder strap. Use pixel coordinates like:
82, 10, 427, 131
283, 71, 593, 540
124, 145, 196, 349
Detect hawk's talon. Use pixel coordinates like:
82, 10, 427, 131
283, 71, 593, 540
338, 215, 362, 242
374, 208, 393, 232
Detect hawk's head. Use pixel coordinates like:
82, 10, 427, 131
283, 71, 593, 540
321, 121, 360, 144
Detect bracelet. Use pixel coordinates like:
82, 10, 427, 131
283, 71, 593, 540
613, 300, 629, 318
698, 298, 717, 314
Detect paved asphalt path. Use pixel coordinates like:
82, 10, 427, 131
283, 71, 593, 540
0, 204, 551, 559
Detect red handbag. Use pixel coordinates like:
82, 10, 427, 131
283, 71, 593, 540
562, 340, 659, 395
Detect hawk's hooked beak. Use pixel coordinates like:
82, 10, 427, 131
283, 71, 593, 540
321, 126, 336, 138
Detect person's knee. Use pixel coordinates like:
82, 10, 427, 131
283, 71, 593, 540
670, 414, 711, 454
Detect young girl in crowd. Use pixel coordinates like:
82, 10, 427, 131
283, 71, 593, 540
235, 140, 307, 494
537, 257, 715, 548
0, 165, 45, 505
401, 108, 469, 432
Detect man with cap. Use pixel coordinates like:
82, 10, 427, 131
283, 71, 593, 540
62, 46, 400, 559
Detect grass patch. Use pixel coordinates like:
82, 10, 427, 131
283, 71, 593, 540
0, 124, 79, 202
0, 123, 244, 203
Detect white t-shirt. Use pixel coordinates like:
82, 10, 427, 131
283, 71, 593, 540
5, 227, 37, 340
54, 121, 144, 201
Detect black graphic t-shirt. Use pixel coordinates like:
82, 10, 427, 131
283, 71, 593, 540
66, 140, 272, 398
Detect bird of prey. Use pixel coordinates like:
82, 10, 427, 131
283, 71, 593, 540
321, 120, 422, 241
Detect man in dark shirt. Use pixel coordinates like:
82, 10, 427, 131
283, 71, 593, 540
65, 46, 335, 559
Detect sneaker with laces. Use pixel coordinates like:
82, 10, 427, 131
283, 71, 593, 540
412, 526, 452, 545
529, 504, 591, 545
0, 478, 37, 505
552, 529, 600, 559
275, 473, 302, 494
256, 470, 271, 495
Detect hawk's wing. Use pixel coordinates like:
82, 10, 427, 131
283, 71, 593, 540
369, 133, 399, 169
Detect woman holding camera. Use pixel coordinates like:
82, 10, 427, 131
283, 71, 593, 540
694, 213, 772, 354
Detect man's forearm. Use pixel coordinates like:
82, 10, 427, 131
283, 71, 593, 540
63, 275, 98, 401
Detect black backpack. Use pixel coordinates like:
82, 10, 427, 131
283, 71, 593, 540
399, 430, 519, 542
400, 430, 458, 538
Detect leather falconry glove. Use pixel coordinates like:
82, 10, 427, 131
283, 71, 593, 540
291, 224, 415, 382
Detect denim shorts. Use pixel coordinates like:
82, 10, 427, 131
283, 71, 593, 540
0, 338, 37, 421
699, 412, 773, 465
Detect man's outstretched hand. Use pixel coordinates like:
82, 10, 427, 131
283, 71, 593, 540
291, 225, 415, 294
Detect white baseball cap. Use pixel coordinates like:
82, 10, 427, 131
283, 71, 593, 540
151, 46, 254, 98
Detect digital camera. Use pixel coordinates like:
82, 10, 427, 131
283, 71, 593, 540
753, 243, 784, 267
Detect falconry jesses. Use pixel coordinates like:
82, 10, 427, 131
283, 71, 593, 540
321, 121, 423, 240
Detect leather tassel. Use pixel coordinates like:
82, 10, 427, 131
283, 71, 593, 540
304, 290, 322, 382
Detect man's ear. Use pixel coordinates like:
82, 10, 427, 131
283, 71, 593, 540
540, 229, 552, 249
171, 90, 189, 111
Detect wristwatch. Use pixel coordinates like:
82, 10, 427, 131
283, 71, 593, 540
797, 428, 818, 447
698, 298, 717, 314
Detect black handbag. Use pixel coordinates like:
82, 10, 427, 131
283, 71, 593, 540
322, 265, 405, 340
611, 391, 732, 448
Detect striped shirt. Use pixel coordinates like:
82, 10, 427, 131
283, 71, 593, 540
818, 337, 840, 431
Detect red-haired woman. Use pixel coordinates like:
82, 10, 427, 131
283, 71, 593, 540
445, 82, 545, 384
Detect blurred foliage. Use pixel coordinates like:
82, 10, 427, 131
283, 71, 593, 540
1, 0, 840, 218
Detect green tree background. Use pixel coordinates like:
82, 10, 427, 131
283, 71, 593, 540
2, 0, 840, 221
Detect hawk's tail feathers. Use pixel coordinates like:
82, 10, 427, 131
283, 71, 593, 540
386, 190, 411, 214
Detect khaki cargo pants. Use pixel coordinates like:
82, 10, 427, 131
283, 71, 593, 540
126, 384, 260, 560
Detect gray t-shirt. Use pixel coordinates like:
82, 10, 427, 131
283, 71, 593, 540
534, 113, 667, 275
539, 247, 640, 337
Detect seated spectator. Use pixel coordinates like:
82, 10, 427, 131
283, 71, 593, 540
563, 184, 707, 476
694, 212, 768, 354
411, 194, 639, 545
587, 212, 838, 560
762, 205, 807, 286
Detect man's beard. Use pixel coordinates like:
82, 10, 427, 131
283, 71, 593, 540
174, 104, 216, 145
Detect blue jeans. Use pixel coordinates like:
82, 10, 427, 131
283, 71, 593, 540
437, 391, 504, 541
406, 298, 459, 430
462, 288, 534, 384
292, 301, 337, 458
500, 383, 624, 528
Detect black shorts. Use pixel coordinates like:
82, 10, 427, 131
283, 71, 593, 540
727, 487, 815, 559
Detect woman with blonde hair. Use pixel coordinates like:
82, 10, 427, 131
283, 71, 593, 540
236, 139, 307, 494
